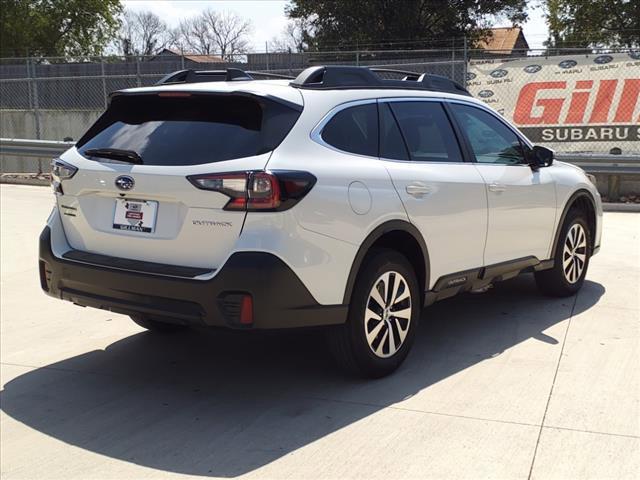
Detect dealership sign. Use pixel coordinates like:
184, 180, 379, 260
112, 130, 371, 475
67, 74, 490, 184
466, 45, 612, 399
467, 52, 640, 151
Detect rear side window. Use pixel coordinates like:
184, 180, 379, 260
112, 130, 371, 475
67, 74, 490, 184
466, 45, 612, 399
321, 103, 378, 157
390, 101, 463, 162
76, 94, 301, 166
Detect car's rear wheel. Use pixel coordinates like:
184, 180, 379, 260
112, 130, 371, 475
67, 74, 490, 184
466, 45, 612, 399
129, 314, 188, 333
328, 248, 420, 378
535, 209, 591, 297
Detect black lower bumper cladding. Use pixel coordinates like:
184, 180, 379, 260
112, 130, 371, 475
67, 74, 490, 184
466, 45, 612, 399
39, 227, 347, 329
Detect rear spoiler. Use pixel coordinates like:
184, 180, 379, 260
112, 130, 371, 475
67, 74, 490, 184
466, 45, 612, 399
107, 89, 303, 112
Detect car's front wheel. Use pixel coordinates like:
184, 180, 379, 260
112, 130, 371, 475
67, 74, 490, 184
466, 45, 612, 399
535, 208, 591, 297
328, 248, 421, 378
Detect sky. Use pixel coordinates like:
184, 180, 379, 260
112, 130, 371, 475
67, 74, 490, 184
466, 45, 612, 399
122, 0, 550, 51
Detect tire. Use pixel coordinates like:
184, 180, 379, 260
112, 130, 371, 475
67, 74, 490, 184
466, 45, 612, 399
535, 208, 591, 297
327, 248, 421, 378
129, 314, 188, 333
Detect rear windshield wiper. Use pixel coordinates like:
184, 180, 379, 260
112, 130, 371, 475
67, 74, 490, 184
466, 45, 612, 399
84, 148, 144, 164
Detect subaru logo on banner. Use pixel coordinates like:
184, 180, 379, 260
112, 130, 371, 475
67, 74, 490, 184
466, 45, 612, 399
115, 176, 135, 191
490, 69, 508, 78
558, 59, 577, 69
477, 90, 494, 98
594, 55, 613, 64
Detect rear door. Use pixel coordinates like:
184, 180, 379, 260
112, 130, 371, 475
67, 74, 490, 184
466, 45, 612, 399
379, 99, 488, 285
447, 102, 556, 265
56, 92, 300, 269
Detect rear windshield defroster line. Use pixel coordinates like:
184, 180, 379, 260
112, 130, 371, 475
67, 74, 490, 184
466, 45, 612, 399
76, 93, 302, 167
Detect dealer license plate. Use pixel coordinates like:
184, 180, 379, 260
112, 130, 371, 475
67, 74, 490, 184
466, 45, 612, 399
113, 198, 158, 233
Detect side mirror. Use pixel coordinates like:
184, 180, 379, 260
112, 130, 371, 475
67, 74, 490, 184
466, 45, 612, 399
531, 145, 554, 169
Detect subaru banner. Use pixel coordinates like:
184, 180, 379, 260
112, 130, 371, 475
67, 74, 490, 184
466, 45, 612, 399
467, 52, 640, 152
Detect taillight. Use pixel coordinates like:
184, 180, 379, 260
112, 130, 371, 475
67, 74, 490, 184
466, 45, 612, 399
51, 158, 77, 180
187, 170, 316, 212
51, 158, 78, 194
248, 172, 281, 210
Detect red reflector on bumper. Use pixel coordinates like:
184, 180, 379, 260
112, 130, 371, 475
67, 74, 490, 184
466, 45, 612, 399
240, 295, 253, 325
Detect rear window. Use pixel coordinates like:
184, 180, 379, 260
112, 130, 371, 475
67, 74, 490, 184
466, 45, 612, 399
76, 94, 301, 166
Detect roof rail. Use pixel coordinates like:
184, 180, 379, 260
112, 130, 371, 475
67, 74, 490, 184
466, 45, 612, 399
155, 68, 253, 85
290, 66, 470, 96
245, 71, 296, 80
369, 68, 421, 81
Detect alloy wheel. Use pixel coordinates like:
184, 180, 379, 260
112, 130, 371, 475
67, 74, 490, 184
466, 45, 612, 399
562, 223, 587, 284
364, 271, 412, 358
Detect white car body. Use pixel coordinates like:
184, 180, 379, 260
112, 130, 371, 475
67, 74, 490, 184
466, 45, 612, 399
40, 66, 602, 375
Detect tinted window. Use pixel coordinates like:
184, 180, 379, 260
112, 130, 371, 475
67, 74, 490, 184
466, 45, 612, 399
451, 104, 526, 165
76, 94, 300, 166
379, 103, 409, 160
322, 103, 378, 157
390, 102, 463, 162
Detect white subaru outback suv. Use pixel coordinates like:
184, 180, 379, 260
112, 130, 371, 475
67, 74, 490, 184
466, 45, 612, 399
40, 66, 602, 377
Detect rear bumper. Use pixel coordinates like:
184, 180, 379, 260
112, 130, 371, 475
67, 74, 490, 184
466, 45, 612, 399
39, 226, 347, 329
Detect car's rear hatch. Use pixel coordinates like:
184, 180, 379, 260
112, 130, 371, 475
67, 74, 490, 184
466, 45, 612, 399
55, 88, 301, 271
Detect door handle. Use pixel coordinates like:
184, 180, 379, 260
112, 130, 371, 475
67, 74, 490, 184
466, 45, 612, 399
488, 183, 506, 193
406, 183, 431, 198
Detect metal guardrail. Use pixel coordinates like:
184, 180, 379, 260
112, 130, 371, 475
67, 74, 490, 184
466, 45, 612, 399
0, 138, 74, 158
555, 153, 640, 175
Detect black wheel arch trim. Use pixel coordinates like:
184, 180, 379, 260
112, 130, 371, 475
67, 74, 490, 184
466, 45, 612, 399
342, 220, 430, 304
551, 189, 598, 256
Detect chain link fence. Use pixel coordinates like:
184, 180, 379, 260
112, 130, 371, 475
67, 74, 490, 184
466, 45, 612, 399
1, 47, 638, 158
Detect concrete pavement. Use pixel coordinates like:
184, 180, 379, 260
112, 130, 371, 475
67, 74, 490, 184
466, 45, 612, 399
1, 184, 639, 479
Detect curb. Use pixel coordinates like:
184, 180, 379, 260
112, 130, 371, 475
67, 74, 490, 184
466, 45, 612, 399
603, 202, 640, 212
1, 176, 50, 186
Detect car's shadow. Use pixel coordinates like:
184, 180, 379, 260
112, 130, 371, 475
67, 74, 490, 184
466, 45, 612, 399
1, 275, 604, 477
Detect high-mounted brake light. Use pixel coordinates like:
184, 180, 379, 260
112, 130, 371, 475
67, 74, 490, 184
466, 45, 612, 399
187, 170, 316, 212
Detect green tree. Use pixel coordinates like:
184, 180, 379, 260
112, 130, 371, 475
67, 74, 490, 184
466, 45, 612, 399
285, 0, 528, 51
545, 0, 640, 48
0, 0, 122, 58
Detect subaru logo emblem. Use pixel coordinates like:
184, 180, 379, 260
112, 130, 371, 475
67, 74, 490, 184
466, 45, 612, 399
478, 90, 494, 98
558, 59, 577, 69
594, 55, 613, 64
490, 69, 508, 78
524, 64, 542, 74
115, 175, 135, 191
